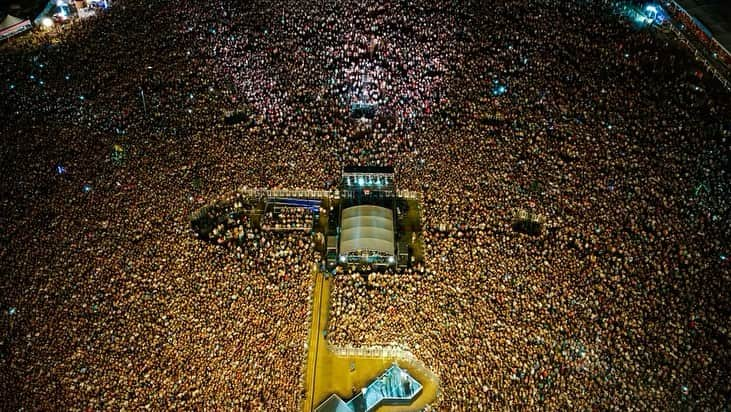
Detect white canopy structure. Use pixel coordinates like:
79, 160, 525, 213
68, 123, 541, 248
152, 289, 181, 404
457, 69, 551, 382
339, 205, 395, 258
0, 15, 32, 41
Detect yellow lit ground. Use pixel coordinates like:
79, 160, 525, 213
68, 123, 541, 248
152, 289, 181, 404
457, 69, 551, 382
303, 270, 439, 411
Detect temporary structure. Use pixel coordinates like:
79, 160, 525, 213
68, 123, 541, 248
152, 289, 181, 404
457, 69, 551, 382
0, 14, 32, 41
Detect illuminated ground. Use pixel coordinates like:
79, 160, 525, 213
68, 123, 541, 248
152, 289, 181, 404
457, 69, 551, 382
304, 269, 438, 411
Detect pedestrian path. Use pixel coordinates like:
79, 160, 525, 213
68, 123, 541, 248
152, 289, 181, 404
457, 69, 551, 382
303, 270, 438, 412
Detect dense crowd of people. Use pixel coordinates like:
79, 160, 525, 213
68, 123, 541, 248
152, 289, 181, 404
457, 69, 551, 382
262, 207, 315, 231
663, 1, 731, 69
0, 0, 729, 410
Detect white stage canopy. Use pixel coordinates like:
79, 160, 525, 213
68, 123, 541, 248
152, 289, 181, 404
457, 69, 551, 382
339, 205, 395, 257
0, 15, 32, 42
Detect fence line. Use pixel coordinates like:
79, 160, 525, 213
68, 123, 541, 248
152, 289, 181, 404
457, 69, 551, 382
327, 344, 439, 384
191, 187, 424, 222
663, 1, 731, 90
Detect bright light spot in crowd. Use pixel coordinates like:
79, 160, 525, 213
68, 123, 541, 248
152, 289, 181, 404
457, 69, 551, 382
722, 254, 727, 261
645, 5, 657, 14
358, 177, 365, 186
79, 95, 85, 100
82, 184, 93, 193
9, 84, 15, 90
65, 74, 70, 80
29, 74, 35, 80
41, 17, 54, 28
339, 255, 347, 263
492, 84, 507, 96
39, 80, 45, 86
56, 164, 67, 175
388, 256, 396, 264
8, 307, 17, 315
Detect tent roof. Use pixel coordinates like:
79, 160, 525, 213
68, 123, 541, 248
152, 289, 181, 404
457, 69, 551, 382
339, 205, 394, 256
0, 14, 25, 30
315, 394, 351, 412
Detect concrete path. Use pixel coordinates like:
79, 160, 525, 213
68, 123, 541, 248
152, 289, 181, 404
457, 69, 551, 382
303, 269, 438, 411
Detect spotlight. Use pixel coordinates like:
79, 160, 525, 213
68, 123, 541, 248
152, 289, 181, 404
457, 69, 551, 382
492, 84, 507, 96
41, 17, 54, 28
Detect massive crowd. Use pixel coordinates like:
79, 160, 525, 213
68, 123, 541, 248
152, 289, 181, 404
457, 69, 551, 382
0, 0, 729, 410
261, 207, 315, 232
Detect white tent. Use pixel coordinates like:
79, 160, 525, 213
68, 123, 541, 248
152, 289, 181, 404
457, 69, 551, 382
339, 205, 395, 257
0, 14, 32, 41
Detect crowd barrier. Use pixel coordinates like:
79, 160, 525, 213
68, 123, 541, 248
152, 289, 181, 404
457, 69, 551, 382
327, 344, 439, 384
663, 1, 731, 90
237, 187, 338, 200
235, 187, 423, 202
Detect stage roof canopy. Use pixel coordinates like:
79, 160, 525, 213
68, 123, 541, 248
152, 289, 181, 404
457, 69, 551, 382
339, 205, 394, 256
